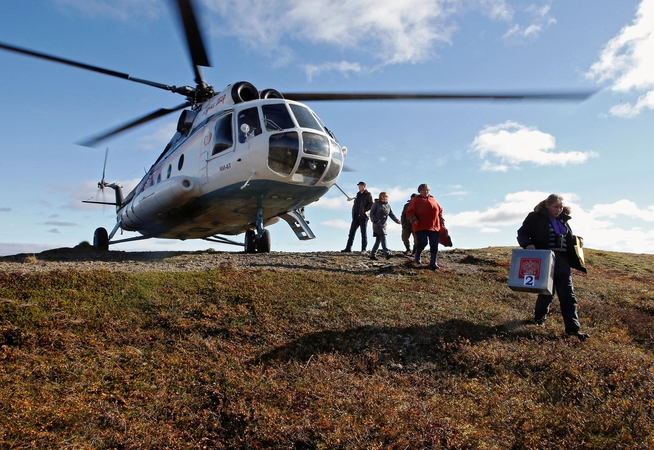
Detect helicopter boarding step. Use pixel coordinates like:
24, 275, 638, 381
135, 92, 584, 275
280, 210, 315, 240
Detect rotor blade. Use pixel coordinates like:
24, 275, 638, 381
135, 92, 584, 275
172, 0, 211, 86
281, 91, 596, 102
101, 147, 109, 183
0, 41, 181, 93
78, 102, 190, 147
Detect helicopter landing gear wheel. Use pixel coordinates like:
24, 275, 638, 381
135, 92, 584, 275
93, 227, 109, 251
257, 229, 271, 253
245, 229, 257, 253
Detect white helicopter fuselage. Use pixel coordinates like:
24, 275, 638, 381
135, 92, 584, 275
113, 83, 346, 245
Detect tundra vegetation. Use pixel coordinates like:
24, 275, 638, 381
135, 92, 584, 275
1, 247, 653, 449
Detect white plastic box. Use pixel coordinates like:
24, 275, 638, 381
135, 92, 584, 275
507, 249, 555, 295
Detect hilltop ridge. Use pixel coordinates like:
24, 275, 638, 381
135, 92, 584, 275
0, 245, 512, 275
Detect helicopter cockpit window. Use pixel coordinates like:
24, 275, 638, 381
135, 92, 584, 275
262, 104, 295, 131
322, 149, 343, 183
268, 132, 299, 176
289, 104, 323, 131
212, 113, 233, 155
237, 107, 262, 143
302, 132, 330, 157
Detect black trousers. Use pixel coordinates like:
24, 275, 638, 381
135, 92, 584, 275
535, 252, 581, 334
345, 217, 368, 251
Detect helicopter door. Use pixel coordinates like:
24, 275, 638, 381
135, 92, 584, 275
199, 150, 208, 185
208, 113, 234, 157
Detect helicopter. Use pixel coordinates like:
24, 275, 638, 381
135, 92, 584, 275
0, 0, 594, 253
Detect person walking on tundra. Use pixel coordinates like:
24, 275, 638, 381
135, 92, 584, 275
407, 183, 443, 271
369, 192, 401, 260
341, 181, 373, 253
517, 193, 589, 341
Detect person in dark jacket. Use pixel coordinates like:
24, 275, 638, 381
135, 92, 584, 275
369, 192, 401, 260
341, 181, 374, 252
400, 194, 417, 255
517, 194, 589, 340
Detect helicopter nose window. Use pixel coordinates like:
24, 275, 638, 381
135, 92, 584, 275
302, 132, 330, 157
268, 132, 299, 175
296, 158, 327, 186
262, 103, 295, 131
289, 104, 323, 131
237, 107, 262, 143
322, 144, 343, 183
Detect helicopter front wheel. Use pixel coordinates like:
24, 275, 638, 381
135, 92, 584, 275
245, 229, 257, 253
244, 229, 271, 253
257, 229, 271, 253
93, 227, 109, 251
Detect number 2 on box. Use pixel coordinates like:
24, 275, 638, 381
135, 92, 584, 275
523, 275, 535, 287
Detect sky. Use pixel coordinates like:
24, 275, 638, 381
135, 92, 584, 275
1, 0, 653, 255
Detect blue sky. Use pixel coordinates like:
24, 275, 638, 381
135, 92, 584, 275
1, 0, 653, 255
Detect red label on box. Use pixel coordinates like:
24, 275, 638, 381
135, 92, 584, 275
518, 258, 541, 280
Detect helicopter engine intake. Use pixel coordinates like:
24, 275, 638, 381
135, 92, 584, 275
231, 81, 259, 104
260, 88, 284, 99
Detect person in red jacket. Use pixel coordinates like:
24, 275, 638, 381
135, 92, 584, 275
407, 183, 443, 270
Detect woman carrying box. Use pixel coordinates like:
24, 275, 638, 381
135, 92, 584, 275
517, 194, 589, 340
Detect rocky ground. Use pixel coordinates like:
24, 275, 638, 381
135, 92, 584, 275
0, 244, 503, 276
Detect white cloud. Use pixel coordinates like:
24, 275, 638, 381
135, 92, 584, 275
205, 0, 458, 66
312, 195, 351, 210
204, 0, 547, 74
470, 121, 598, 169
475, 0, 514, 21
589, 228, 654, 254
480, 160, 509, 172
319, 219, 351, 229
445, 191, 654, 253
587, 0, 654, 116
589, 199, 654, 222
448, 190, 549, 228
372, 186, 416, 203
57, 0, 556, 80
608, 90, 654, 117
444, 187, 469, 196
501, 2, 556, 41
305, 61, 364, 81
